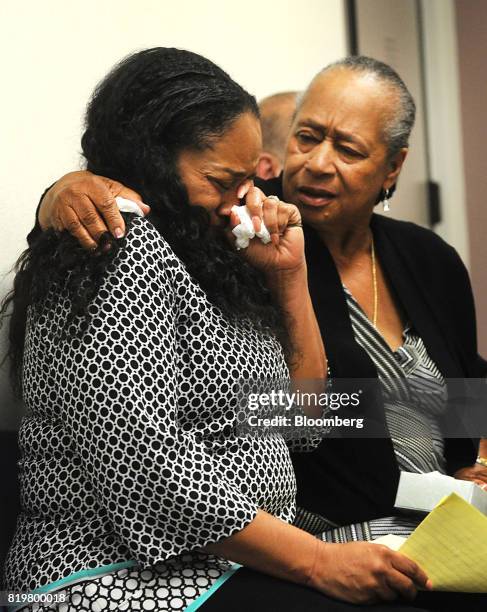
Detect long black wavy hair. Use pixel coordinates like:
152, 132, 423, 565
2, 47, 289, 395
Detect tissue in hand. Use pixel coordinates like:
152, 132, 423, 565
115, 196, 144, 217
231, 205, 271, 250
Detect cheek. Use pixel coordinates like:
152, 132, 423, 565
186, 179, 220, 210
340, 165, 375, 191
284, 149, 307, 180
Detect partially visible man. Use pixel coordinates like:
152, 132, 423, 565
256, 91, 298, 180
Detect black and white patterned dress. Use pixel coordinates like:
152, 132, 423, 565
295, 287, 448, 543
4, 217, 298, 610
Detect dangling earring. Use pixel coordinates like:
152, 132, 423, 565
382, 188, 391, 212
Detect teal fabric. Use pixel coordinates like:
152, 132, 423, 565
9, 561, 138, 611
184, 564, 242, 612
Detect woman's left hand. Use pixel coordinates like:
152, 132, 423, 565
229, 186, 305, 275
454, 464, 487, 488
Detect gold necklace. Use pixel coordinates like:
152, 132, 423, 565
371, 237, 378, 328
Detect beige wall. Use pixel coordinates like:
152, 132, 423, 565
354, 0, 430, 229
455, 0, 487, 355
0, 0, 348, 428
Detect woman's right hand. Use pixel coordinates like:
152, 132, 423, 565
229, 186, 305, 276
311, 541, 431, 604
39, 171, 149, 249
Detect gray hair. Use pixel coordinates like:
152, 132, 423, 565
317, 56, 416, 158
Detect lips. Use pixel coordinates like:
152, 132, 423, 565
297, 186, 338, 207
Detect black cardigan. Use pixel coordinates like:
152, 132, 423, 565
257, 176, 485, 525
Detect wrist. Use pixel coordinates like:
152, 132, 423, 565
302, 538, 321, 587
476, 456, 487, 468
265, 263, 308, 295
303, 541, 334, 592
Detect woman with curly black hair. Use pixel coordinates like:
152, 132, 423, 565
2, 48, 430, 611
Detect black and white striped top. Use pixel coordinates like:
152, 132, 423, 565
295, 286, 448, 542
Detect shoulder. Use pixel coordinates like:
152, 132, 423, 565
113, 215, 184, 284
373, 214, 453, 251
373, 214, 465, 272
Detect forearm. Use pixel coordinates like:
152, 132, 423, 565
203, 509, 319, 586
479, 439, 487, 458
266, 265, 327, 381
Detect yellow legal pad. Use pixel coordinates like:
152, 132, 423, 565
399, 493, 487, 592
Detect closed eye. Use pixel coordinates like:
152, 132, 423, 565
296, 131, 320, 145
209, 177, 232, 192
337, 144, 363, 158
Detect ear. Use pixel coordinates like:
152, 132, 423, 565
383, 148, 408, 190
256, 153, 282, 180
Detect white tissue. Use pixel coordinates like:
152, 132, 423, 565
115, 196, 144, 217
231, 205, 271, 250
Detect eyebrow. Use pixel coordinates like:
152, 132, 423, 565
297, 119, 365, 147
213, 167, 256, 180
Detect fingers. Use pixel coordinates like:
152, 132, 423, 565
391, 552, 430, 590
50, 174, 150, 249
107, 179, 151, 217
237, 179, 252, 201
63, 190, 114, 244
60, 205, 99, 251
243, 184, 264, 233
234, 188, 302, 250
472, 467, 487, 484
365, 550, 422, 603
384, 569, 418, 601
276, 202, 302, 233
81, 178, 129, 240
229, 208, 240, 230
260, 196, 279, 246
472, 479, 487, 488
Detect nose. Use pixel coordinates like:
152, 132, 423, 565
305, 139, 336, 176
217, 189, 240, 217
217, 178, 253, 217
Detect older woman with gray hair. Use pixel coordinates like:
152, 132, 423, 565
35, 56, 486, 609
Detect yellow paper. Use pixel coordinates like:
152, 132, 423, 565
399, 493, 487, 592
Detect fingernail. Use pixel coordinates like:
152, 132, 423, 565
237, 181, 251, 199
252, 216, 262, 232
114, 228, 124, 239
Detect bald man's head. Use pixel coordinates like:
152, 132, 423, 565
257, 91, 298, 179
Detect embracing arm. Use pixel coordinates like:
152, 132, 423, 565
37, 170, 149, 248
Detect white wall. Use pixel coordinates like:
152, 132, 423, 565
0, 0, 348, 427
421, 0, 469, 266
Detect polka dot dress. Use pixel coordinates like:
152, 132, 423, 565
4, 217, 297, 609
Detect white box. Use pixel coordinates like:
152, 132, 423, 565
394, 471, 487, 516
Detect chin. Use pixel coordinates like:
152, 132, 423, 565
300, 205, 337, 227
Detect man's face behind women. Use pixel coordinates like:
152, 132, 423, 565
282, 69, 405, 232
177, 112, 262, 227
